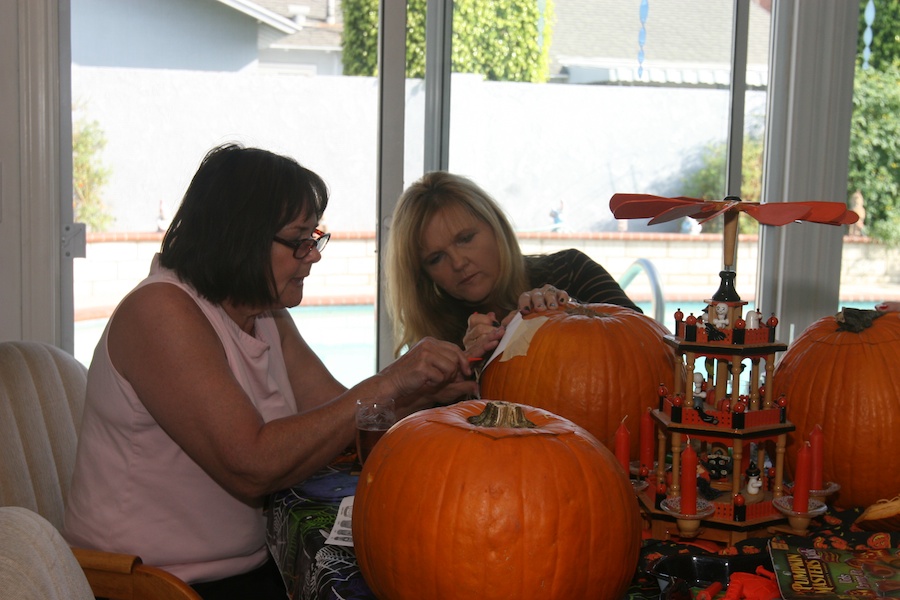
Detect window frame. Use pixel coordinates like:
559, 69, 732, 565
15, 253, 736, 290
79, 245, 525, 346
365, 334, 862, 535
756, 0, 858, 345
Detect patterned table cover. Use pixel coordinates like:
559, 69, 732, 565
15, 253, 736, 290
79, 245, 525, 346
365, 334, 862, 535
266, 451, 374, 600
267, 450, 899, 600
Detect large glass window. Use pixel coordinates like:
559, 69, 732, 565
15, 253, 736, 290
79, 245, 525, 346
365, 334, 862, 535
839, 0, 900, 309
70, 1, 883, 384
71, 0, 772, 381
445, 2, 768, 233
71, 0, 380, 385
400, 1, 771, 322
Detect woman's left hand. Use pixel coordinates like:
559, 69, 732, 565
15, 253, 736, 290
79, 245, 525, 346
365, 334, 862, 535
518, 284, 570, 314
463, 311, 505, 357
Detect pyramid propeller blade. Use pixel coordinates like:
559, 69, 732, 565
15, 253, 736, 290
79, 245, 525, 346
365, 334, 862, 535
790, 201, 860, 225
693, 200, 742, 225
647, 202, 711, 224
743, 203, 814, 226
610, 193, 706, 220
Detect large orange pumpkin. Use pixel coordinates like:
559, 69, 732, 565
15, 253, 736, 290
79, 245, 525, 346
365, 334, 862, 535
352, 400, 642, 600
772, 309, 900, 508
480, 303, 677, 455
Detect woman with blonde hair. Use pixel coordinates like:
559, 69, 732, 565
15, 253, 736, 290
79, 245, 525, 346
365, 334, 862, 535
386, 171, 639, 358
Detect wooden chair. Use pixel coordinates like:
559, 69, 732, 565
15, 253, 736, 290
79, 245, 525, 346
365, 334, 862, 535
73, 548, 201, 600
0, 340, 200, 600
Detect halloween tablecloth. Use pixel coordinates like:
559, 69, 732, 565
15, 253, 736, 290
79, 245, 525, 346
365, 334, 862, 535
266, 452, 899, 600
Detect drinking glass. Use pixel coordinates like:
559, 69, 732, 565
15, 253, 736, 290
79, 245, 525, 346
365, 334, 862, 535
355, 397, 396, 465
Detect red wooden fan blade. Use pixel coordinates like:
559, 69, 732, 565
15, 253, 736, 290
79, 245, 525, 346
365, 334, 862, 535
609, 194, 705, 219
646, 202, 715, 224
790, 201, 860, 225
743, 203, 813, 226
744, 201, 860, 226
833, 210, 861, 225
610, 194, 859, 228
692, 200, 741, 225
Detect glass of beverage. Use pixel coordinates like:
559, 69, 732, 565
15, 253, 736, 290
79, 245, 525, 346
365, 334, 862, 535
355, 397, 396, 466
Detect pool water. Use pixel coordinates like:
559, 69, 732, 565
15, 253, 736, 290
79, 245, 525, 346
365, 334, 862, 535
74, 300, 875, 387
73, 305, 378, 387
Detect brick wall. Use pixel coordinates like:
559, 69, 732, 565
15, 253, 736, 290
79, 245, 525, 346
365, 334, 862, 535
74, 231, 898, 320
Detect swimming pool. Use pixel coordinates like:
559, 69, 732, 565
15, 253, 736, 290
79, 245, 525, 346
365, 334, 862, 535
74, 300, 874, 387
73, 304, 378, 387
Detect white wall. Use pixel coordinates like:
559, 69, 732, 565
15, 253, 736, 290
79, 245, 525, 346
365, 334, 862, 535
71, 66, 766, 233
71, 0, 258, 71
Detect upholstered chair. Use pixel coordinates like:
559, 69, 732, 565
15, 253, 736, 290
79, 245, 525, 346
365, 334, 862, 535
0, 340, 200, 600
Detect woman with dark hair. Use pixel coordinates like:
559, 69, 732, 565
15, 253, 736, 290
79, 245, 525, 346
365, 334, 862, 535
63, 145, 476, 599
386, 171, 640, 358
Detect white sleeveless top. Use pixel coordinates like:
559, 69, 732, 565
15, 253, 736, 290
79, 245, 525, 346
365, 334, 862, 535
64, 255, 298, 583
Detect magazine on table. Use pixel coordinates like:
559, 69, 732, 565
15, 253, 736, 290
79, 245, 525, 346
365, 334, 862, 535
768, 538, 900, 598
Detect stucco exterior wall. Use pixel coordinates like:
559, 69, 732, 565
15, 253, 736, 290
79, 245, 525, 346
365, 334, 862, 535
72, 66, 767, 235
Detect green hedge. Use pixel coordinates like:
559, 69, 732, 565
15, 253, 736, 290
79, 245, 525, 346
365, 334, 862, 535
342, 0, 554, 83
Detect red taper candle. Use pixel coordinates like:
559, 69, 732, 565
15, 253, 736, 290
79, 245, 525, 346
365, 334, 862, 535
680, 441, 698, 515
640, 408, 654, 470
615, 418, 630, 474
792, 442, 811, 512
809, 424, 824, 491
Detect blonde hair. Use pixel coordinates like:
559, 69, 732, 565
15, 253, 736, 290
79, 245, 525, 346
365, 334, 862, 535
385, 172, 527, 356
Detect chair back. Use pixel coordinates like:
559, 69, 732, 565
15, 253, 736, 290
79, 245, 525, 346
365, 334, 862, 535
0, 341, 87, 529
0, 341, 201, 599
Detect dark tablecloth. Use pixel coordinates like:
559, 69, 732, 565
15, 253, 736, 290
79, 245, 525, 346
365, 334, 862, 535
266, 451, 899, 600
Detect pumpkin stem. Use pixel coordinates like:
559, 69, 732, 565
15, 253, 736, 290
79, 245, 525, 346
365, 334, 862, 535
836, 307, 884, 333
564, 304, 603, 317
468, 401, 536, 429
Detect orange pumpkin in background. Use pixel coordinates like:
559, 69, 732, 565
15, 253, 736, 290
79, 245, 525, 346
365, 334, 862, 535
352, 400, 642, 600
480, 303, 678, 454
772, 308, 900, 509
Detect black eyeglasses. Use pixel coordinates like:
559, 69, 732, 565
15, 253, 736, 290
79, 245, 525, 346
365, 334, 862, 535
273, 229, 330, 259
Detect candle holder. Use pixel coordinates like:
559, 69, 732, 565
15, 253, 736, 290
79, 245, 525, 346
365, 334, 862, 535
772, 496, 827, 534
631, 479, 649, 495
660, 497, 716, 538
786, 481, 840, 505
809, 481, 840, 504
629, 459, 657, 478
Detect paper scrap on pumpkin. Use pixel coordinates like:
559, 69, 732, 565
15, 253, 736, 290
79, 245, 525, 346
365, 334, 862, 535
499, 316, 548, 362
484, 312, 522, 369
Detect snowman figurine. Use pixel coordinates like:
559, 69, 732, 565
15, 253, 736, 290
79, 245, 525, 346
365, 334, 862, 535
743, 462, 764, 504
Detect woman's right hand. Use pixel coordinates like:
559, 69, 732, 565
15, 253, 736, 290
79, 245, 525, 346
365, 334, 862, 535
378, 337, 478, 411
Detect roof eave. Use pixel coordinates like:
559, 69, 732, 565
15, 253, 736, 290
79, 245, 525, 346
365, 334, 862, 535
214, 0, 300, 34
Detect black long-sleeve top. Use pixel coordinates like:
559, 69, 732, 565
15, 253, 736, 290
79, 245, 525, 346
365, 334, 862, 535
524, 248, 642, 313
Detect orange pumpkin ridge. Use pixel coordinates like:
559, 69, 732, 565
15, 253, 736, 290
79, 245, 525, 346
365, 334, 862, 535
481, 303, 678, 456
